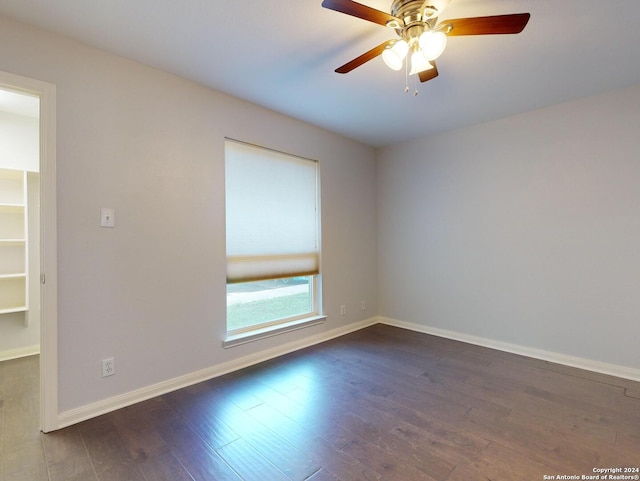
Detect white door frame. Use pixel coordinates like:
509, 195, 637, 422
0, 70, 58, 432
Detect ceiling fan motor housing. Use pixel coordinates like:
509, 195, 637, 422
390, 0, 448, 43
390, 0, 450, 25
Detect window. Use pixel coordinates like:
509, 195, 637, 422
224, 139, 321, 342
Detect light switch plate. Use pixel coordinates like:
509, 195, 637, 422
100, 208, 115, 228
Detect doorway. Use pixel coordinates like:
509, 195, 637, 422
0, 89, 40, 357
0, 71, 57, 432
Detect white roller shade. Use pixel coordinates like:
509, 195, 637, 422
225, 139, 319, 283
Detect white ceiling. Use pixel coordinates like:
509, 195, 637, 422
1, 0, 640, 147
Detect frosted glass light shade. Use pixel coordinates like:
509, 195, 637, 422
409, 50, 434, 75
382, 40, 409, 71
418, 30, 447, 60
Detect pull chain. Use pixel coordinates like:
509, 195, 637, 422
404, 58, 409, 93
402, 58, 419, 96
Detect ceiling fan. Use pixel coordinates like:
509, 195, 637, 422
322, 0, 530, 83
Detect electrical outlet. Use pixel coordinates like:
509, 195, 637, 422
101, 357, 115, 377
361, 300, 366, 311
340, 305, 346, 316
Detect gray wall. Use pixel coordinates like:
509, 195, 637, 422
0, 15, 378, 413
378, 83, 640, 371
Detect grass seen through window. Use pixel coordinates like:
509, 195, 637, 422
227, 277, 312, 332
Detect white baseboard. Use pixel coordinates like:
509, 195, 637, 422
57, 317, 379, 430
0, 344, 40, 362
55, 315, 640, 430
379, 317, 640, 382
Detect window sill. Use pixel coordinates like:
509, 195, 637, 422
223, 315, 326, 349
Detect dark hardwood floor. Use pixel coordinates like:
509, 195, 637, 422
1, 324, 639, 480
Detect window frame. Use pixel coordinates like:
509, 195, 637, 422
226, 275, 319, 334
223, 139, 324, 347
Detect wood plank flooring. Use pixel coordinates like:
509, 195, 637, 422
1, 324, 639, 480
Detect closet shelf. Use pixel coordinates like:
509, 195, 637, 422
0, 168, 29, 320
0, 203, 25, 212
0, 306, 28, 315
0, 239, 26, 245
0, 273, 27, 279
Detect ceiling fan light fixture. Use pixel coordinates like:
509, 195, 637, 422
418, 30, 447, 60
382, 39, 409, 70
322, 0, 531, 87
409, 49, 434, 75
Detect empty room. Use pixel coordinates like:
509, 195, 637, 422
0, 0, 639, 480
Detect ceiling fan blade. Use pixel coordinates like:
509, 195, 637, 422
335, 40, 395, 74
418, 63, 439, 83
321, 0, 399, 27
444, 13, 530, 36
